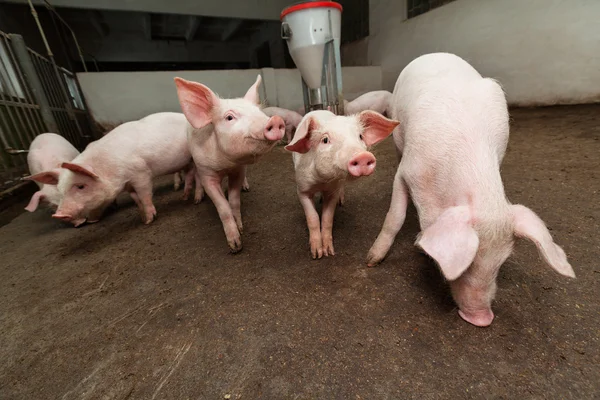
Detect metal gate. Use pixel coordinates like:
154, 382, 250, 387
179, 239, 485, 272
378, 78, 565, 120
0, 30, 93, 192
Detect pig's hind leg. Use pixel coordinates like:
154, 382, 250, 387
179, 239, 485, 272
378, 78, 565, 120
241, 166, 250, 192
366, 166, 409, 266
130, 176, 157, 224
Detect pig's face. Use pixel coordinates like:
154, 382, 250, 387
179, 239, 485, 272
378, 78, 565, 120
174, 75, 285, 164
53, 163, 112, 227
286, 110, 399, 182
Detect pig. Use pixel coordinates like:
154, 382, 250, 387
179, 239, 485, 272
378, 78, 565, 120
28, 112, 193, 227
174, 75, 285, 252
366, 53, 575, 327
344, 90, 392, 117
263, 106, 302, 143
24, 133, 79, 212
286, 110, 399, 259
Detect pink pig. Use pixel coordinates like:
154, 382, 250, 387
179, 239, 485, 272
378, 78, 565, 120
366, 53, 575, 327
286, 110, 399, 259
24, 133, 79, 212
344, 90, 392, 117
29, 112, 192, 227
174, 75, 285, 252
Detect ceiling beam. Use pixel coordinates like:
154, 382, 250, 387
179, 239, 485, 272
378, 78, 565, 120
185, 16, 201, 41
88, 10, 109, 38
142, 13, 151, 40
3, 0, 291, 21
220, 19, 244, 41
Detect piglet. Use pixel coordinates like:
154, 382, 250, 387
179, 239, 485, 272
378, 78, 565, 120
174, 75, 285, 252
366, 52, 575, 327
286, 110, 398, 259
29, 112, 192, 227
24, 133, 79, 212
344, 90, 392, 117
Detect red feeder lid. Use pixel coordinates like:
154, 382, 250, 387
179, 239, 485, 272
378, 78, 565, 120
280, 1, 343, 20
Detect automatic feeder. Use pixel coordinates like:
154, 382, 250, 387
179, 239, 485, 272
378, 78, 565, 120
281, 1, 344, 115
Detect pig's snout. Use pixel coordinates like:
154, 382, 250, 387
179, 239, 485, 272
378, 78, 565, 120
264, 116, 285, 142
458, 308, 495, 327
52, 213, 72, 222
348, 152, 376, 177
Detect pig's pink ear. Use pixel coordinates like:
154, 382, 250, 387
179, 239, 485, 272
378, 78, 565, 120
174, 77, 217, 129
24, 191, 45, 212
285, 116, 318, 154
416, 206, 479, 281
61, 162, 99, 180
243, 74, 262, 105
25, 170, 60, 185
511, 204, 575, 278
358, 110, 399, 147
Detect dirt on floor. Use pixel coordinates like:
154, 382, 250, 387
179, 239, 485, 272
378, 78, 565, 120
0, 105, 598, 399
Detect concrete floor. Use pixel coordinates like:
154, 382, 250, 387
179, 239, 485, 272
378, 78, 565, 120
0, 105, 598, 399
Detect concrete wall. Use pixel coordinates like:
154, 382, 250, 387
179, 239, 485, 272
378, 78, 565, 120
349, 0, 600, 106
77, 66, 383, 127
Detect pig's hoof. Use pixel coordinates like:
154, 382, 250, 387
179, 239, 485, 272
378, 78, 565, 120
366, 254, 382, 267
310, 246, 323, 259
194, 193, 204, 204
242, 185, 250, 192
229, 241, 243, 254
458, 309, 494, 327
322, 239, 335, 256
174, 183, 181, 191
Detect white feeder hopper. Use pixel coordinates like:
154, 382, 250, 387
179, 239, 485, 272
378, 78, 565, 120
281, 1, 344, 115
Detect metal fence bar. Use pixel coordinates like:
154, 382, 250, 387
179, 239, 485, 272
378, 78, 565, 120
9, 34, 58, 134
3, 36, 40, 142
0, 54, 35, 145
3, 35, 47, 135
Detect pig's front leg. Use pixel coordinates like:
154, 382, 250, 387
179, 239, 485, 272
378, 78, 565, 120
298, 191, 323, 259
227, 169, 244, 234
321, 189, 341, 256
367, 167, 408, 266
130, 176, 157, 224
202, 174, 242, 253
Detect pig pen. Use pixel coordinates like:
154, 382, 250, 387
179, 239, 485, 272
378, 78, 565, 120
0, 104, 598, 399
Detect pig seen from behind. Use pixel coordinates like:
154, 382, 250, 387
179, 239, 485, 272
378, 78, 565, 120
344, 90, 392, 117
29, 112, 191, 227
286, 110, 399, 259
366, 53, 575, 327
174, 75, 285, 253
25, 133, 79, 212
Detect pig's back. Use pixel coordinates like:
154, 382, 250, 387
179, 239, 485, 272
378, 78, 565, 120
88, 112, 191, 177
393, 53, 509, 218
28, 133, 79, 175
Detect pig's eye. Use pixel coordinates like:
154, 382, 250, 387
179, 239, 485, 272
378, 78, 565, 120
225, 114, 235, 121
75, 184, 85, 190
359, 134, 364, 141
322, 136, 329, 144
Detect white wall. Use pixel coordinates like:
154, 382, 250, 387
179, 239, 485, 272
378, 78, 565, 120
77, 66, 383, 127
363, 0, 600, 106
